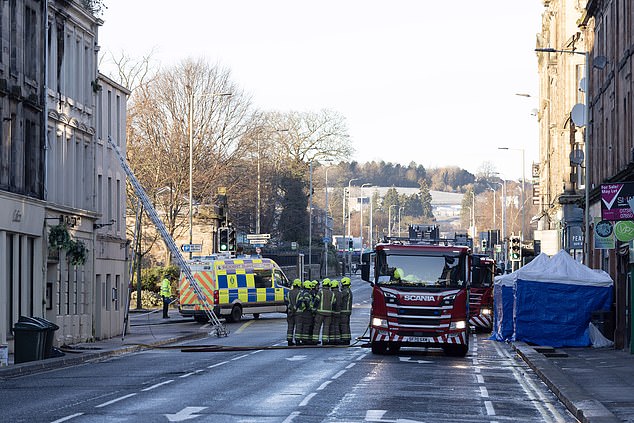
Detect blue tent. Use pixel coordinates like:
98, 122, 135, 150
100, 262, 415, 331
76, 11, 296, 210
491, 253, 550, 342
513, 250, 613, 347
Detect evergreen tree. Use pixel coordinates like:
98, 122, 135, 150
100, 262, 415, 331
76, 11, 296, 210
419, 180, 434, 220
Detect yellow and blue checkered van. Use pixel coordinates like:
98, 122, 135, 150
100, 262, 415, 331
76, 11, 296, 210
179, 257, 290, 322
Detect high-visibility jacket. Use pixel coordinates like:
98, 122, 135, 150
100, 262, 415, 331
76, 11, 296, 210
340, 286, 352, 314
285, 286, 301, 314
296, 288, 314, 312
160, 278, 172, 297
316, 288, 335, 315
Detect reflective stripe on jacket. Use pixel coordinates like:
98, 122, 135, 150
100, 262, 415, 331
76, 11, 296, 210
316, 288, 335, 314
160, 278, 172, 297
285, 287, 301, 312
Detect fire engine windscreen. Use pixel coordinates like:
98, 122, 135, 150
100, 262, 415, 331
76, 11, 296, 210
471, 265, 494, 288
376, 252, 466, 288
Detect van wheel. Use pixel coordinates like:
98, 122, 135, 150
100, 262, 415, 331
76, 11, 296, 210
253, 313, 260, 319
229, 305, 242, 323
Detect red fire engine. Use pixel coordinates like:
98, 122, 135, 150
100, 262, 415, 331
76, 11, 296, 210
360, 225, 472, 357
469, 255, 496, 332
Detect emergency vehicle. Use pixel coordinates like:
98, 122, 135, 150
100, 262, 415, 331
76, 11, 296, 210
179, 255, 290, 323
360, 225, 472, 357
469, 255, 495, 332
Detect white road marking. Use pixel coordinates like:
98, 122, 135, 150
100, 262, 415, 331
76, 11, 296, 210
317, 380, 332, 390
332, 370, 346, 379
231, 354, 249, 361
165, 406, 207, 422
299, 392, 317, 406
282, 411, 301, 423
365, 409, 387, 420
208, 360, 228, 368
485, 400, 496, 416
179, 372, 195, 378
346, 362, 356, 369
480, 386, 489, 398
141, 380, 174, 391
95, 393, 137, 408
476, 375, 484, 384
50, 413, 83, 423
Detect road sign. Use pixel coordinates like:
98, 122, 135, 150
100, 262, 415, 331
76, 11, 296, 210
181, 244, 202, 253
248, 239, 268, 245
247, 233, 270, 240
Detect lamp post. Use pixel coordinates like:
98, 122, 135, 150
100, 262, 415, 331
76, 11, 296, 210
498, 147, 525, 243
398, 206, 404, 237
308, 160, 313, 279
535, 48, 607, 263
360, 183, 372, 250
388, 204, 397, 237
187, 87, 231, 258
324, 164, 332, 276
346, 178, 359, 240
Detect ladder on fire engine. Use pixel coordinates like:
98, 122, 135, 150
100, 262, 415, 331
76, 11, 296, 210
108, 136, 227, 337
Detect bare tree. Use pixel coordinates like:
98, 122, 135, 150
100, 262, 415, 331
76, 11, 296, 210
126, 58, 252, 258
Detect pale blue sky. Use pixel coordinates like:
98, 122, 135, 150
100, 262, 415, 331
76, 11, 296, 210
99, 1, 544, 181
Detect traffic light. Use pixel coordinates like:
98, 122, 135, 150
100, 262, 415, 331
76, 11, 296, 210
228, 227, 237, 252
510, 236, 521, 262
348, 238, 354, 251
218, 227, 229, 251
481, 238, 487, 251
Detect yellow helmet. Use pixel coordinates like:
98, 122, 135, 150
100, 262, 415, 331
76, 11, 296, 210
312, 280, 319, 288
292, 278, 302, 287
330, 279, 339, 288
394, 268, 404, 280
341, 277, 351, 286
303, 280, 312, 289
321, 278, 331, 288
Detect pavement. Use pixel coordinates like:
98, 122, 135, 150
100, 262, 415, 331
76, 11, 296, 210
1, 311, 633, 423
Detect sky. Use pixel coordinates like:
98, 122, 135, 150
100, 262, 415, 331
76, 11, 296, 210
98, 1, 544, 181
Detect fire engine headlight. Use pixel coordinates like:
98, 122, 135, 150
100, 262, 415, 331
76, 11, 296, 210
383, 291, 397, 304
450, 320, 467, 330
372, 317, 389, 328
441, 294, 456, 306
481, 308, 492, 316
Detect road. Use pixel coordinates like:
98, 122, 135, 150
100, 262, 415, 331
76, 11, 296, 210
0, 276, 576, 423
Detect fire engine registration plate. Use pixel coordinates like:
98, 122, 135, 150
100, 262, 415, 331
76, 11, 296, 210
402, 336, 435, 343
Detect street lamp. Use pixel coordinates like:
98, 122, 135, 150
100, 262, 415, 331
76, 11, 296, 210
398, 206, 404, 237
535, 47, 607, 263
498, 147, 525, 243
388, 204, 397, 237
187, 87, 231, 258
324, 163, 333, 276
345, 178, 359, 240
360, 183, 372, 250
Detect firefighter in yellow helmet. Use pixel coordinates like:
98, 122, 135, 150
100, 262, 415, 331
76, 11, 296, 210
312, 278, 335, 345
295, 280, 315, 345
339, 277, 353, 345
285, 278, 302, 346
329, 279, 342, 345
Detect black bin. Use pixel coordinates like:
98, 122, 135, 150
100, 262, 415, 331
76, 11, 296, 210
19, 316, 59, 358
12, 320, 47, 363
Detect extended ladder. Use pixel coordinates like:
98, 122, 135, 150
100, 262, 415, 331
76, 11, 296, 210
109, 136, 227, 337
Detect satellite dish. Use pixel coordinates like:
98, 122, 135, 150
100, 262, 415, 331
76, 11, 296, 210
579, 77, 587, 93
571, 103, 586, 127
570, 149, 584, 165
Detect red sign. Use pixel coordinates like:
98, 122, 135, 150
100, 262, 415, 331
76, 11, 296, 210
601, 183, 634, 221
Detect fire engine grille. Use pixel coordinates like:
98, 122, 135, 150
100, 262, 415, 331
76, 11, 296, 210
397, 317, 443, 326
391, 306, 445, 327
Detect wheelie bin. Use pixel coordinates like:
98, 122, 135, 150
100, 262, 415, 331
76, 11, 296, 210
12, 319, 47, 363
19, 316, 59, 358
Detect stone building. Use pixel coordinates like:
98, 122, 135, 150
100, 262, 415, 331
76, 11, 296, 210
536, 0, 634, 350
0, 0, 128, 359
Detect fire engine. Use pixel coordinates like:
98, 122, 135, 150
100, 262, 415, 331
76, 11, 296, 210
360, 225, 472, 357
469, 255, 496, 332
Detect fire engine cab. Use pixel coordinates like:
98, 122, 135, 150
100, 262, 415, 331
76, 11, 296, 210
360, 225, 472, 357
469, 255, 496, 332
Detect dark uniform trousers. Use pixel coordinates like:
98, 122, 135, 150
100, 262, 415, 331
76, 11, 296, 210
339, 287, 353, 344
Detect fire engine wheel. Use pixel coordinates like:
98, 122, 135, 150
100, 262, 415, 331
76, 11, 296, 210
443, 344, 469, 357
228, 305, 242, 323
387, 343, 401, 354
371, 341, 388, 355
252, 313, 260, 319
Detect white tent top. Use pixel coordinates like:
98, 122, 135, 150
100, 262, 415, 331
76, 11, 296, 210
517, 249, 613, 287
493, 252, 550, 287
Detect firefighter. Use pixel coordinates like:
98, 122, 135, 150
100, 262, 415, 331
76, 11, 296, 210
160, 276, 172, 319
329, 279, 342, 345
312, 278, 335, 345
308, 280, 319, 340
296, 280, 315, 345
339, 276, 353, 345
285, 278, 302, 346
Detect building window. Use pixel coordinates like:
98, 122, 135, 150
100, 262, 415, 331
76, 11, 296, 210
24, 5, 37, 80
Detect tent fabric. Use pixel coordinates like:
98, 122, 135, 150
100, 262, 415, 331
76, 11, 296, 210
514, 280, 612, 347
490, 252, 551, 342
513, 250, 613, 347
517, 249, 612, 286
